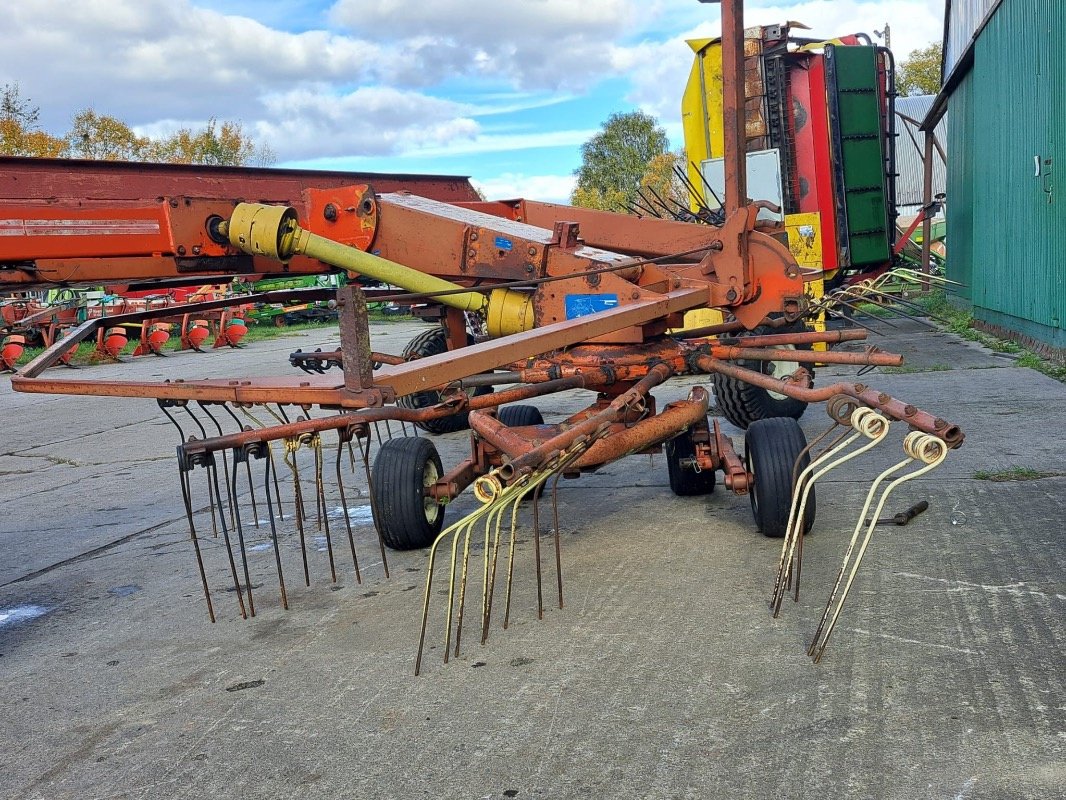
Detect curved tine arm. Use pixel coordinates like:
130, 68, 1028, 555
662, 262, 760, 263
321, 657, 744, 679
772, 409, 892, 613
811, 433, 949, 661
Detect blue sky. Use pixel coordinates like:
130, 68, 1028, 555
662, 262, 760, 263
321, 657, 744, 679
1, 1, 944, 202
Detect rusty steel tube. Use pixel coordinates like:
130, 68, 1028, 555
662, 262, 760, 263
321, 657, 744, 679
711, 329, 868, 348
477, 361, 675, 478
709, 345, 903, 367
693, 355, 964, 447
468, 373, 594, 409
573, 389, 710, 468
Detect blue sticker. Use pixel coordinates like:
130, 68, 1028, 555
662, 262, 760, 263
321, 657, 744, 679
494, 236, 513, 251
565, 294, 619, 319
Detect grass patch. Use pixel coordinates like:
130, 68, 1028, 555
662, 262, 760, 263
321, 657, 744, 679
973, 466, 1064, 482
914, 290, 1065, 382
882, 363, 951, 374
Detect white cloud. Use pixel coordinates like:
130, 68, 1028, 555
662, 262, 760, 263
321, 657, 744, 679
329, 0, 639, 90
471, 173, 577, 204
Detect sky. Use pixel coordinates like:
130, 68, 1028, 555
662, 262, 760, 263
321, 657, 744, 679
0, 1, 944, 203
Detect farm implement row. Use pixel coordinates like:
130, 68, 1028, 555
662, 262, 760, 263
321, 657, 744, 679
3, 0, 963, 669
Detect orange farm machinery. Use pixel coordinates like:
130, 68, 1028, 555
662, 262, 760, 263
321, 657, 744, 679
3, 0, 962, 669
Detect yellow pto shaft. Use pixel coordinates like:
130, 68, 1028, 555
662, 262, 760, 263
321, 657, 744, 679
219, 202, 533, 336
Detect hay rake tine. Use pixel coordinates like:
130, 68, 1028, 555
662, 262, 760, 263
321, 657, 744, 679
223, 405, 260, 528
180, 404, 219, 538
208, 451, 252, 617
809, 433, 948, 662
283, 439, 311, 586
228, 444, 258, 616
178, 462, 215, 623
334, 428, 362, 583
357, 431, 390, 578
261, 448, 289, 609
239, 405, 286, 522
312, 434, 337, 583
199, 402, 236, 530
550, 468, 567, 609
772, 408, 890, 616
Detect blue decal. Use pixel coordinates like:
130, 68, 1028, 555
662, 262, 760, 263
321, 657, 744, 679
494, 236, 513, 251
565, 294, 619, 319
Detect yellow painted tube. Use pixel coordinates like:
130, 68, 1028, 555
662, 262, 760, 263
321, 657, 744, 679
221, 203, 490, 315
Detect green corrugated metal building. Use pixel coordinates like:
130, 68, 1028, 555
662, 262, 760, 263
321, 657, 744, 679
926, 0, 1066, 351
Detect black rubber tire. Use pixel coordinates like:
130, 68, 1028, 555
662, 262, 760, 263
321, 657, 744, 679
712, 321, 813, 429
497, 405, 544, 427
371, 437, 446, 550
664, 432, 716, 496
744, 417, 815, 538
396, 327, 491, 434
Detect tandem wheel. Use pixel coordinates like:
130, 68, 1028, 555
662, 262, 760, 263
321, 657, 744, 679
744, 417, 815, 538
371, 437, 446, 550
664, 431, 716, 496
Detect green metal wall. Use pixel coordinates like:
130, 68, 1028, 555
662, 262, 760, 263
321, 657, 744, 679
947, 0, 1066, 348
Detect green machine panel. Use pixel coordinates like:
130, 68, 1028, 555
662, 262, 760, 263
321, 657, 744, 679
825, 45, 892, 267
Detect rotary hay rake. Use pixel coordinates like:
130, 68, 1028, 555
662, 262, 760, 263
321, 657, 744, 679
5, 0, 964, 669
9, 188, 964, 670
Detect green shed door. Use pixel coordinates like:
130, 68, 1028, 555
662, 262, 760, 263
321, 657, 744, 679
825, 45, 892, 268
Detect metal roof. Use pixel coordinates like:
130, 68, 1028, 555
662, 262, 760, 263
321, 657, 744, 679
894, 95, 947, 208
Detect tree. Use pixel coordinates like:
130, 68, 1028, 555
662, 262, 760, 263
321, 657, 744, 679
148, 119, 274, 166
65, 109, 149, 160
0, 81, 272, 166
571, 111, 669, 213
0, 83, 65, 157
637, 151, 688, 216
897, 42, 942, 97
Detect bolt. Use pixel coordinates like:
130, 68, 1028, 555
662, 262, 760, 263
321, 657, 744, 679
528, 246, 537, 256
631, 290, 640, 300
878, 392, 890, 403
525, 264, 534, 273
934, 417, 947, 430
191, 245, 201, 255
177, 245, 186, 256
470, 232, 479, 241
323, 203, 338, 222
300, 381, 310, 387
709, 240, 723, 251
904, 404, 916, 416
467, 248, 477, 259
726, 288, 738, 302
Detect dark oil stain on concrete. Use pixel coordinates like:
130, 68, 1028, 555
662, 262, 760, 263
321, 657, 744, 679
225, 679, 266, 692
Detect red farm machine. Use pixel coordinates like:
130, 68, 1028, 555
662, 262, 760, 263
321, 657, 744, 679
2, 0, 961, 668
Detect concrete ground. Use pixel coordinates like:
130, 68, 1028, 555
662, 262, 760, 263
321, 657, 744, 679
0, 317, 1062, 799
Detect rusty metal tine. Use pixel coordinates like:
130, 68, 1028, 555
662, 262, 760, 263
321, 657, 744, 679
831, 297, 903, 329
346, 437, 357, 472
551, 470, 565, 609
791, 421, 840, 489
416, 511, 479, 675
181, 405, 218, 537
481, 496, 512, 643
532, 483, 544, 621
811, 433, 948, 662
238, 405, 286, 521
384, 419, 394, 441
157, 400, 187, 444
199, 403, 236, 529
334, 435, 361, 583
443, 515, 478, 663
285, 444, 311, 587
823, 307, 882, 335
243, 456, 260, 529
358, 432, 390, 579
452, 512, 480, 657
179, 466, 215, 622
262, 453, 289, 609
314, 438, 337, 583
228, 448, 257, 617
207, 459, 247, 619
